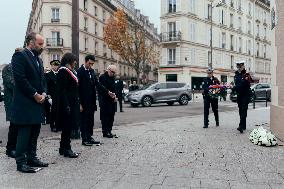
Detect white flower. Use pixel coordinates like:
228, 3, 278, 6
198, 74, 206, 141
249, 127, 277, 147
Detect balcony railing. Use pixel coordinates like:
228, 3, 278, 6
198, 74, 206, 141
46, 38, 63, 47
160, 31, 181, 42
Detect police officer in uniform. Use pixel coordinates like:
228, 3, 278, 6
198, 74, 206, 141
45, 60, 60, 132
202, 68, 220, 128
233, 61, 253, 133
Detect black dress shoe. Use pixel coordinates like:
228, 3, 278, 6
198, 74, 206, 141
59, 148, 64, 155
216, 122, 219, 127
82, 141, 93, 146
27, 158, 49, 167
103, 133, 113, 138
64, 149, 79, 158
203, 126, 208, 128
89, 138, 101, 145
6, 150, 16, 158
237, 127, 243, 133
17, 164, 38, 173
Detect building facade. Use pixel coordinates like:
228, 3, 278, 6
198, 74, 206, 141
159, 0, 272, 89
26, 0, 159, 85
271, 0, 284, 141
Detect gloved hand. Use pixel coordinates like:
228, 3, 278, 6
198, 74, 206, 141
48, 98, 52, 105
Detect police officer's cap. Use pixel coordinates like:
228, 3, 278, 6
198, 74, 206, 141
206, 68, 214, 73
50, 60, 61, 66
235, 60, 245, 65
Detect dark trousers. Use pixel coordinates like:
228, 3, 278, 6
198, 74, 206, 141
204, 97, 219, 126
6, 122, 18, 152
237, 96, 249, 130
50, 104, 58, 130
117, 98, 123, 112
80, 111, 95, 142
100, 111, 115, 134
15, 124, 41, 165
60, 113, 73, 150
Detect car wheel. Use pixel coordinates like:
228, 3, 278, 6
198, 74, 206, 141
141, 96, 152, 107
179, 95, 189, 105
131, 103, 138, 107
167, 101, 174, 106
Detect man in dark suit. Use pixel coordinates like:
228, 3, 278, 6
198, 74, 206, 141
115, 76, 124, 112
45, 60, 60, 132
99, 65, 118, 138
11, 32, 48, 173
77, 55, 114, 146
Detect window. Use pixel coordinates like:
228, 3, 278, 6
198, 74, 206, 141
84, 0, 88, 11
248, 21, 251, 34
230, 35, 234, 51
264, 27, 267, 39
168, 48, 176, 64
52, 54, 60, 61
102, 10, 106, 22
239, 37, 242, 53
256, 43, 260, 56
230, 14, 234, 27
103, 44, 107, 56
168, 0, 176, 13
84, 17, 88, 31
168, 22, 176, 41
94, 41, 98, 54
208, 51, 212, 66
51, 8, 60, 22
84, 37, 88, 51
257, 25, 260, 37
222, 32, 226, 49
166, 75, 177, 82
94, 6, 97, 16
94, 22, 98, 35
155, 83, 167, 89
167, 83, 179, 88
248, 40, 251, 55
208, 4, 212, 19
221, 10, 225, 25
238, 17, 242, 31
264, 45, 267, 58
51, 31, 60, 46
189, 22, 196, 42
248, 3, 252, 16
230, 55, 234, 69
189, 0, 196, 14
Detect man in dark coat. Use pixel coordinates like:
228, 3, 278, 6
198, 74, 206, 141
11, 32, 48, 173
77, 55, 112, 146
233, 61, 253, 133
202, 68, 220, 128
99, 65, 117, 138
115, 75, 124, 112
45, 60, 60, 132
3, 48, 22, 158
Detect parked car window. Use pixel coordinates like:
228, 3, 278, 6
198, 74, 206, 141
261, 84, 270, 88
167, 83, 179, 89
155, 83, 167, 89
255, 84, 262, 89
178, 83, 186, 88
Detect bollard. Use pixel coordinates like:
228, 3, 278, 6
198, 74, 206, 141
192, 89, 195, 102
265, 89, 268, 107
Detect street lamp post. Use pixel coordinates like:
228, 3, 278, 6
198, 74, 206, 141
209, 1, 222, 69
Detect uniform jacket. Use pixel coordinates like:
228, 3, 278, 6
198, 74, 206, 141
11, 48, 46, 125
77, 65, 108, 113
202, 76, 220, 97
234, 70, 253, 96
99, 72, 116, 114
45, 70, 57, 98
2, 64, 14, 121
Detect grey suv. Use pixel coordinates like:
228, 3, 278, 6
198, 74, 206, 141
128, 82, 192, 107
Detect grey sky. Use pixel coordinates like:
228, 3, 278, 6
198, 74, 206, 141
0, 0, 160, 64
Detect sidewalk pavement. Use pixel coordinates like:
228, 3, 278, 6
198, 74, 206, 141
0, 107, 283, 189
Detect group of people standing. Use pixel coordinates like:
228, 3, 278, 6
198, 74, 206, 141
202, 61, 253, 133
3, 32, 123, 173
